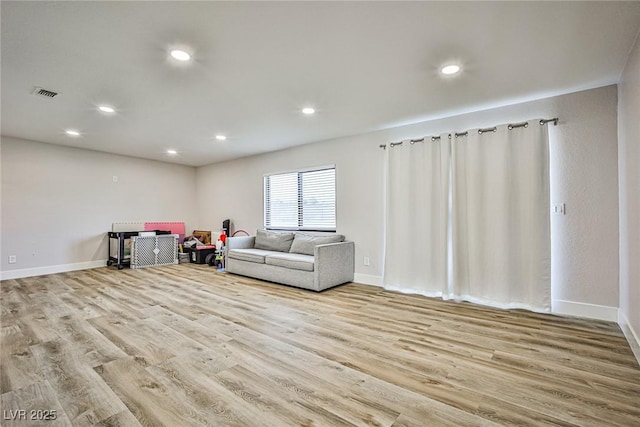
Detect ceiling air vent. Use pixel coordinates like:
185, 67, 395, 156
32, 87, 59, 98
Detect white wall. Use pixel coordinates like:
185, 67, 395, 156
197, 130, 386, 285
197, 85, 620, 316
0, 136, 197, 278
618, 33, 640, 362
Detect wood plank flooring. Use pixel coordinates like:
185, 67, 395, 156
1, 264, 639, 426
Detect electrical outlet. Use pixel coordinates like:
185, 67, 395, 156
113, 175, 118, 182
363, 257, 370, 266
8, 255, 16, 264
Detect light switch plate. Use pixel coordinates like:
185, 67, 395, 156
553, 203, 566, 215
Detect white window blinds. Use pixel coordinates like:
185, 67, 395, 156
264, 167, 336, 231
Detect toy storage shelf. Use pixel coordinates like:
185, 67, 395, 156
107, 230, 171, 270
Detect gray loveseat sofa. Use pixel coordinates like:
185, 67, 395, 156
226, 230, 354, 291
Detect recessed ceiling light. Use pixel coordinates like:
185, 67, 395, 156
98, 105, 115, 113
302, 107, 315, 115
170, 49, 191, 61
441, 64, 461, 75
65, 129, 80, 136
215, 135, 226, 141
167, 149, 177, 155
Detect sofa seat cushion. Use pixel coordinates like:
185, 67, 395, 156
265, 252, 315, 272
228, 248, 274, 264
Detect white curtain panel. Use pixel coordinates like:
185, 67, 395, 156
451, 123, 551, 311
383, 135, 450, 296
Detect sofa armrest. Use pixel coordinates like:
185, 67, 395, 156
313, 241, 355, 291
227, 236, 255, 252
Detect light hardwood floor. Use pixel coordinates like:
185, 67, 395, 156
1, 264, 639, 426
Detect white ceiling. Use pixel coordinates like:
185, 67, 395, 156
2, 1, 640, 167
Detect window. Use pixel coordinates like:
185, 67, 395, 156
264, 166, 336, 231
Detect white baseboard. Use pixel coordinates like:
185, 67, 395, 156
618, 310, 640, 366
552, 299, 618, 322
0, 260, 106, 280
353, 273, 383, 287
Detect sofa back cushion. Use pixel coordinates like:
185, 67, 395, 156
254, 229, 295, 252
289, 233, 345, 256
